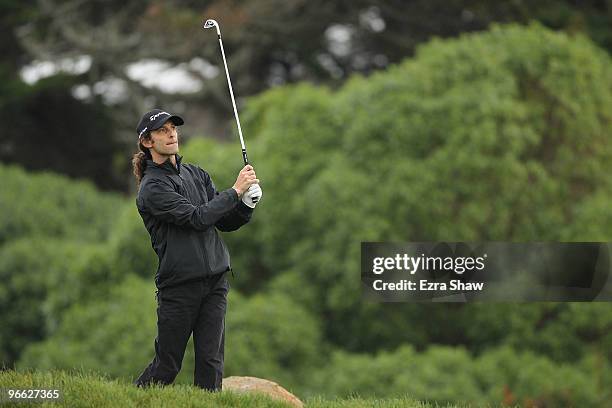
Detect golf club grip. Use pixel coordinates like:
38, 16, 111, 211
242, 149, 249, 165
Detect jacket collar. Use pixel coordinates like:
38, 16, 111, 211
145, 154, 182, 175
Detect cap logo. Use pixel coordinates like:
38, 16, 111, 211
150, 111, 170, 121
138, 127, 148, 137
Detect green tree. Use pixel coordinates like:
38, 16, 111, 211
0, 165, 126, 366
17, 275, 157, 380
0, 236, 132, 367
184, 23, 611, 354
0, 164, 124, 244
310, 344, 604, 406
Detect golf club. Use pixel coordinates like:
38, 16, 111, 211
203, 19, 249, 167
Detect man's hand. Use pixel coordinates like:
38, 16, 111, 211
232, 165, 259, 197
242, 184, 262, 208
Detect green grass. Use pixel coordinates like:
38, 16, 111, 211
0, 369, 458, 407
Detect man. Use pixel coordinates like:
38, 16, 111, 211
132, 109, 262, 391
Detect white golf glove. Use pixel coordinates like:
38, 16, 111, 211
242, 184, 262, 208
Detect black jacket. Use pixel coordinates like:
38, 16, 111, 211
136, 154, 253, 288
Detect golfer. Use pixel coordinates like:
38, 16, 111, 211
131, 109, 262, 391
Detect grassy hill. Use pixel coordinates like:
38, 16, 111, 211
0, 369, 456, 407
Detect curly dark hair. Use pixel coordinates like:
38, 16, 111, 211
131, 133, 153, 186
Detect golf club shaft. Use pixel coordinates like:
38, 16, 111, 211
215, 31, 248, 165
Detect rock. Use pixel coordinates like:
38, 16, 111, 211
223, 376, 303, 407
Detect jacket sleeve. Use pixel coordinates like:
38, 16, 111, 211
216, 201, 254, 232
141, 178, 239, 230
202, 170, 254, 232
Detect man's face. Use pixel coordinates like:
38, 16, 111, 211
144, 120, 179, 156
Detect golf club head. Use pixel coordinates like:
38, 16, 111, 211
203, 19, 221, 35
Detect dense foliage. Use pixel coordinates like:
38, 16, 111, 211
2, 1, 612, 192
2, 24, 610, 406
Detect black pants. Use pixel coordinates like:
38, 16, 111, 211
134, 271, 229, 391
